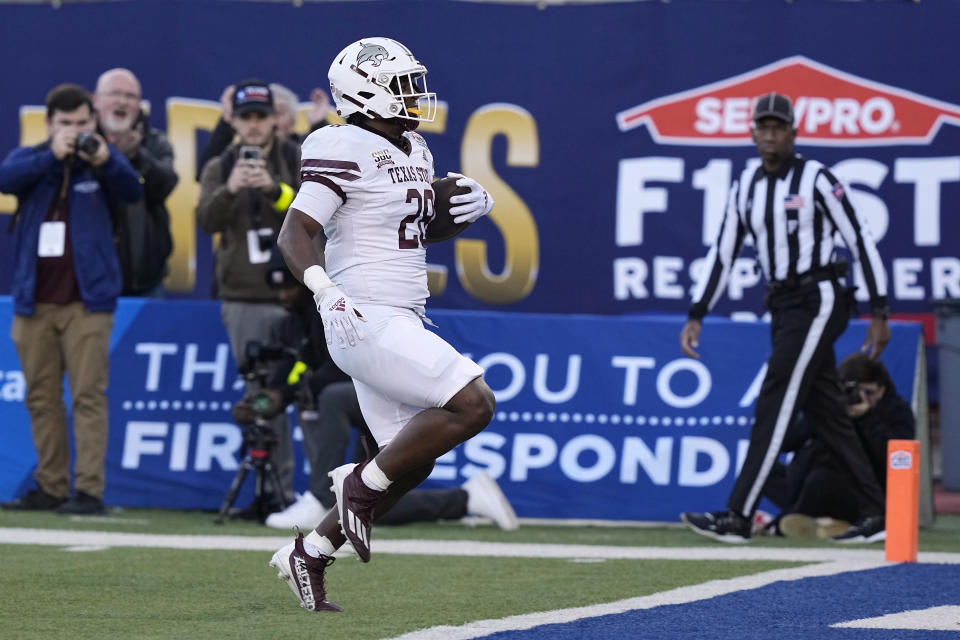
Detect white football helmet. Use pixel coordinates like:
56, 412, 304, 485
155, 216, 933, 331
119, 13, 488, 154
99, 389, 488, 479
328, 37, 437, 124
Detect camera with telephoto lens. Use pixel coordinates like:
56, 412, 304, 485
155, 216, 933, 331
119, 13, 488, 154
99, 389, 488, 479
239, 341, 289, 385
75, 132, 100, 156
235, 341, 295, 456
842, 380, 862, 405
238, 340, 314, 419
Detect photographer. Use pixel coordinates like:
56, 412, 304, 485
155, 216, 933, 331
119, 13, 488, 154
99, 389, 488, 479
196, 78, 301, 309
763, 353, 915, 540
197, 79, 301, 506
196, 82, 330, 180
94, 68, 177, 297
0, 83, 141, 515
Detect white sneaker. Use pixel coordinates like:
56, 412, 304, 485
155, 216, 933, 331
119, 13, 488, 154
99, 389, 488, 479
779, 513, 818, 539
265, 491, 329, 530
463, 471, 518, 531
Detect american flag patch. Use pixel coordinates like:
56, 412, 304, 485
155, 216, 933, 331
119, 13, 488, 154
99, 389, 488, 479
784, 194, 805, 210
832, 182, 845, 200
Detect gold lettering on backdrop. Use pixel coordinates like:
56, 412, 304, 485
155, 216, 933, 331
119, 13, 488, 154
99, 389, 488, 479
426, 263, 448, 297
457, 104, 539, 304
420, 103, 449, 293
412, 100, 448, 135
294, 106, 343, 132
165, 99, 222, 291
0, 107, 47, 215
18, 107, 47, 147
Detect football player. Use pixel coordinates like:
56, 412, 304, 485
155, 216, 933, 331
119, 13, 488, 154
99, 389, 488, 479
269, 37, 497, 612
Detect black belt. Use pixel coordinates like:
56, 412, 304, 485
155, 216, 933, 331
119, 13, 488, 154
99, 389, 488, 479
768, 261, 848, 294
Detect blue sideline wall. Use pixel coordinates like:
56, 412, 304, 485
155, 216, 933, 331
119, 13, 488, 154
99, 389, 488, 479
0, 298, 923, 521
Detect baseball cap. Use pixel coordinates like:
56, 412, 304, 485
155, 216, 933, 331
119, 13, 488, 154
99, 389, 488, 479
752, 92, 793, 124
233, 79, 274, 116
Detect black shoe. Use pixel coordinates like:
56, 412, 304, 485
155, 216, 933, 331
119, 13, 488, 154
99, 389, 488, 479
1, 488, 67, 511
681, 509, 751, 543
831, 515, 885, 544
56, 492, 107, 515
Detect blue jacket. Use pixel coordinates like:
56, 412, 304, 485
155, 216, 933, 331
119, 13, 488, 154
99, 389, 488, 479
0, 144, 142, 315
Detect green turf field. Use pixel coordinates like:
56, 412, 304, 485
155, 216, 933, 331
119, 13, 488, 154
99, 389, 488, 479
1, 510, 958, 640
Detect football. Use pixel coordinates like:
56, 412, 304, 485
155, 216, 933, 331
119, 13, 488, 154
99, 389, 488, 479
426, 176, 472, 243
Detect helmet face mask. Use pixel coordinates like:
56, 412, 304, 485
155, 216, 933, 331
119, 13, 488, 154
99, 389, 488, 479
329, 38, 437, 124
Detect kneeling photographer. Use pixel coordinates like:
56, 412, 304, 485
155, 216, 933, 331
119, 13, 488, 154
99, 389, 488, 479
762, 353, 915, 539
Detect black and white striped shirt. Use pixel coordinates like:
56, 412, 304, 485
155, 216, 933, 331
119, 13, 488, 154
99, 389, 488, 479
689, 155, 888, 319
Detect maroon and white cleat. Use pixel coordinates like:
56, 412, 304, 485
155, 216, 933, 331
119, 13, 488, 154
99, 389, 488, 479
269, 533, 342, 612
329, 461, 383, 562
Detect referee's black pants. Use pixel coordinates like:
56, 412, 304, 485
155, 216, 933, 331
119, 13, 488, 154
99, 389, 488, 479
727, 279, 885, 520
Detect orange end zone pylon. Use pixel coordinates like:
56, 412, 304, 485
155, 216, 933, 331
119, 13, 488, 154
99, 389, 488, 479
886, 439, 920, 563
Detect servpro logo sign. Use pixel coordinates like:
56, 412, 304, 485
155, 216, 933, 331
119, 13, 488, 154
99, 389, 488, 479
616, 55, 960, 146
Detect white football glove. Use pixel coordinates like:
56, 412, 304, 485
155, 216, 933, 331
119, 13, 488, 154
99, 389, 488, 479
314, 286, 366, 348
446, 171, 494, 224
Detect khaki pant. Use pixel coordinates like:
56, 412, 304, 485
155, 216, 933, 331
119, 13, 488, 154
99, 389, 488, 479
11, 303, 113, 500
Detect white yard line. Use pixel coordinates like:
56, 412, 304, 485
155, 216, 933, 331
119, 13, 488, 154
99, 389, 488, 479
2, 527, 959, 565
832, 605, 960, 631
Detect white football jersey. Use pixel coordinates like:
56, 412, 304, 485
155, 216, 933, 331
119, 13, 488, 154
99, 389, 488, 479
296, 124, 435, 310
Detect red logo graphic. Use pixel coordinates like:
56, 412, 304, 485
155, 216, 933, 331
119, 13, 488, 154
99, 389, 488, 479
616, 56, 960, 146
329, 297, 346, 312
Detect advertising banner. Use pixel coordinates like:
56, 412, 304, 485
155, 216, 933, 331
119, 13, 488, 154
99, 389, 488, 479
0, 298, 922, 521
0, 1, 957, 320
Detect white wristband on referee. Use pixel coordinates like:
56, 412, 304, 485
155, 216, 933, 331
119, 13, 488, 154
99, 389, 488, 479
303, 265, 335, 293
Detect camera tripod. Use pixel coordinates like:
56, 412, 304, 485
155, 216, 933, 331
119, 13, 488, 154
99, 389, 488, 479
214, 421, 289, 524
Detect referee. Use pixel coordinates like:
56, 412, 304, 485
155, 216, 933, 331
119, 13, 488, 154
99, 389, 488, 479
679, 93, 890, 544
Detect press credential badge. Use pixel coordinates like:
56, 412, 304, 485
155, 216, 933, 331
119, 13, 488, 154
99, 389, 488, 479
38, 221, 66, 257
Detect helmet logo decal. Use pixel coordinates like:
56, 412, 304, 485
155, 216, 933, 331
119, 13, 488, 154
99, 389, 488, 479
356, 43, 391, 67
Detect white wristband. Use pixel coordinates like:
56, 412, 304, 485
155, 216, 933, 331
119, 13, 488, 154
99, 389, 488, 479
303, 265, 335, 293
